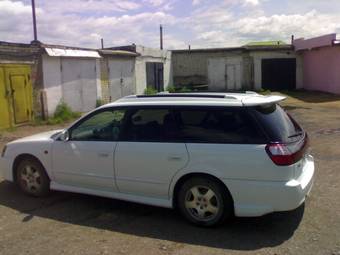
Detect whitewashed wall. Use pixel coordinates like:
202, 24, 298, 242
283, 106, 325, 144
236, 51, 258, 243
135, 46, 172, 94
42, 55, 63, 116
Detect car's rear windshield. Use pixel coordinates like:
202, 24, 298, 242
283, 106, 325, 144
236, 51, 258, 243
251, 104, 303, 143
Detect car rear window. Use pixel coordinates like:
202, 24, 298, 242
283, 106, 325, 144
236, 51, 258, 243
251, 104, 303, 143
175, 107, 266, 144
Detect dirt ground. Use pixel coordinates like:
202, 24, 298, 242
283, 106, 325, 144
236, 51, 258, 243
0, 91, 340, 255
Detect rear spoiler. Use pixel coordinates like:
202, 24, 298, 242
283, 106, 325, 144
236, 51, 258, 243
241, 95, 286, 106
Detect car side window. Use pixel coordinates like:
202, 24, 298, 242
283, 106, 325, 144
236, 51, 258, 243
123, 108, 173, 142
70, 109, 126, 141
176, 108, 266, 144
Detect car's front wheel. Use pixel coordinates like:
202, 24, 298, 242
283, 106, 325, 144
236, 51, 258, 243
16, 157, 50, 197
178, 176, 233, 227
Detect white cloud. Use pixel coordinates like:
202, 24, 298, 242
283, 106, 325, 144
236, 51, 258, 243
243, 0, 260, 6
192, 0, 201, 6
0, 0, 32, 14
38, 0, 141, 14
233, 10, 340, 41
1, 0, 340, 50
146, 0, 166, 6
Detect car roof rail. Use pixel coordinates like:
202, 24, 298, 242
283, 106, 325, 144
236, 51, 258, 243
136, 93, 235, 99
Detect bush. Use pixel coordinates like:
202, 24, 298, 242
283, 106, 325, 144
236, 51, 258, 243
96, 99, 104, 107
54, 101, 81, 121
179, 86, 192, 93
166, 86, 176, 93
144, 87, 158, 95
257, 89, 271, 95
44, 101, 81, 125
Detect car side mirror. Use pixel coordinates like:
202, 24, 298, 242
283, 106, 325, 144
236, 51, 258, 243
59, 130, 70, 142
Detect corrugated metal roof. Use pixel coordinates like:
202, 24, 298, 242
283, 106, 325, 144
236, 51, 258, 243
98, 49, 139, 57
45, 47, 101, 58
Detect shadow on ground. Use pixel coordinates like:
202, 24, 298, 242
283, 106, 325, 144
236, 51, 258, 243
280, 90, 340, 103
0, 181, 304, 251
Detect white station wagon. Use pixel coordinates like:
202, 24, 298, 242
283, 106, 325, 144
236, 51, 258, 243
0, 92, 314, 226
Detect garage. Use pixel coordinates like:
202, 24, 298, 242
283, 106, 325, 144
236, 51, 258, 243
261, 58, 296, 90
42, 47, 102, 116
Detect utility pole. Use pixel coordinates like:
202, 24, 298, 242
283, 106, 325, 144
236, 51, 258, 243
31, 0, 38, 41
160, 24, 163, 50
101, 38, 104, 49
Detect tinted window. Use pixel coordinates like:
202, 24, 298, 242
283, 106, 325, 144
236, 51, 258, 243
70, 109, 126, 141
123, 108, 173, 142
251, 104, 303, 143
175, 108, 266, 144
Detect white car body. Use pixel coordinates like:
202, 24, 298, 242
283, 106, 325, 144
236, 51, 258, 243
0, 92, 314, 217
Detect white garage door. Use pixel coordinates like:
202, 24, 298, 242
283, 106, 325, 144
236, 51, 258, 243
61, 58, 97, 112
108, 59, 135, 102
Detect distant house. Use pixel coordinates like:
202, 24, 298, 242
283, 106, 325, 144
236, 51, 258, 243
171, 42, 303, 92
293, 34, 340, 95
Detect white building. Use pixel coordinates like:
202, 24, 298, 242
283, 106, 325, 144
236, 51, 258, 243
172, 43, 302, 92
40, 44, 172, 117
101, 45, 172, 101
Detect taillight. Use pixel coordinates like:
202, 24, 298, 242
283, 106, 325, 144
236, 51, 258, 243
266, 135, 309, 166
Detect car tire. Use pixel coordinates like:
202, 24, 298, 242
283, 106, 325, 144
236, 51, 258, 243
178, 176, 233, 227
16, 157, 50, 197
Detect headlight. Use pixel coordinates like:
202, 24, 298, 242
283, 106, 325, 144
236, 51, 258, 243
1, 145, 7, 157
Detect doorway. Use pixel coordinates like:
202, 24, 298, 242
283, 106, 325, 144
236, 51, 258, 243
0, 65, 33, 129
261, 58, 296, 90
146, 62, 164, 92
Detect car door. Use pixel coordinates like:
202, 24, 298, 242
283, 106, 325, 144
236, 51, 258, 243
52, 108, 127, 192
114, 107, 189, 199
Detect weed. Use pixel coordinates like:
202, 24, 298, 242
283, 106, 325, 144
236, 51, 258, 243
144, 87, 158, 95
166, 86, 176, 93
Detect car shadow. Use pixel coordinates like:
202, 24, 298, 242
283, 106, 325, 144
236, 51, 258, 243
0, 181, 305, 251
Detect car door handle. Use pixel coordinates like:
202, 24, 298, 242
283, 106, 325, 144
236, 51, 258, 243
168, 156, 182, 161
98, 153, 109, 158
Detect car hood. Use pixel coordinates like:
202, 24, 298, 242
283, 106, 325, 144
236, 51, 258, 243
8, 129, 64, 145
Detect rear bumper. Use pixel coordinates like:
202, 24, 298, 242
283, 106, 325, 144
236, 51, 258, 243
223, 155, 315, 217
0, 156, 13, 181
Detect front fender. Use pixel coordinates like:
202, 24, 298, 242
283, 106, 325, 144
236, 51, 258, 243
5, 141, 54, 181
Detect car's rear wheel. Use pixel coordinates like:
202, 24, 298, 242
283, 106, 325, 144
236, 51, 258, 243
178, 177, 233, 227
16, 157, 50, 197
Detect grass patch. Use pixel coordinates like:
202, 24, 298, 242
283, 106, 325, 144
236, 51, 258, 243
32, 102, 82, 126
144, 87, 158, 95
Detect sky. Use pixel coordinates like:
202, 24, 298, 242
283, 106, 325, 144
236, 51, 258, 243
0, 0, 340, 49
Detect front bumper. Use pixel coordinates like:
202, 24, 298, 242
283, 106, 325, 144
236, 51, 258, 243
223, 155, 315, 217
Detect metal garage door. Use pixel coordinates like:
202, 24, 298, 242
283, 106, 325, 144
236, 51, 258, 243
146, 62, 164, 92
208, 57, 242, 91
61, 58, 97, 112
262, 58, 296, 90
0, 65, 33, 129
108, 59, 134, 102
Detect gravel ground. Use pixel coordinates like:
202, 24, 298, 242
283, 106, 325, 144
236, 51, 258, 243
0, 92, 339, 255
